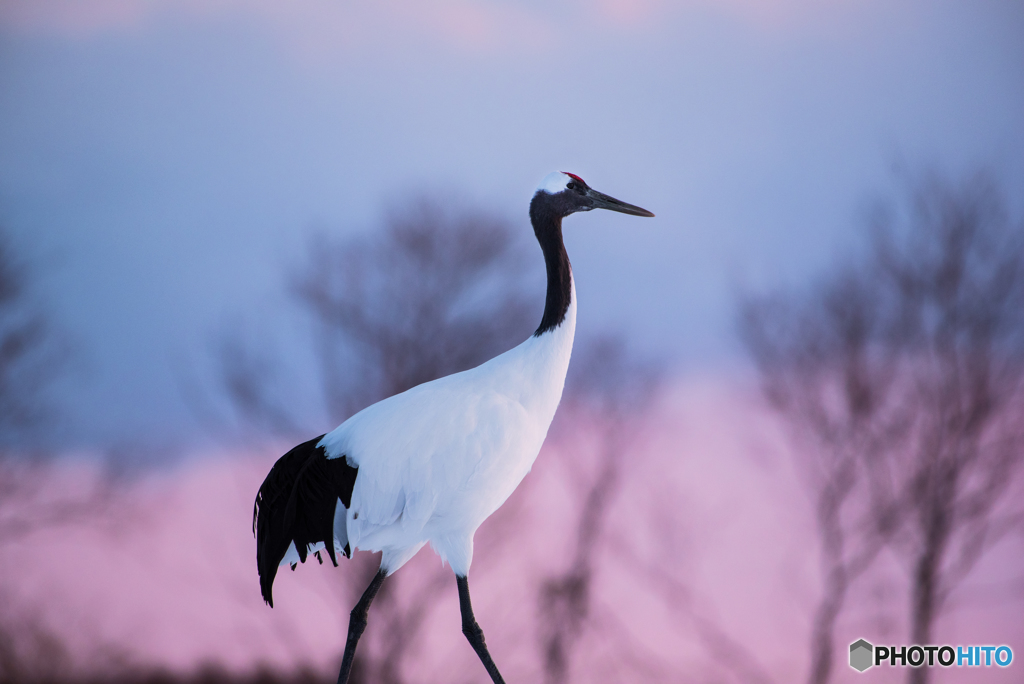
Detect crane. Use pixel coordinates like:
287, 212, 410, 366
253, 171, 654, 684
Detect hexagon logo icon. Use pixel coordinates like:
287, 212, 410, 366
850, 639, 873, 672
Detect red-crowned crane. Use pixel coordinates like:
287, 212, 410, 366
253, 172, 654, 684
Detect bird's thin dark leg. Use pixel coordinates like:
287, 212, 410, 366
337, 569, 387, 684
457, 575, 507, 684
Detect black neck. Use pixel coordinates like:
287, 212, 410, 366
530, 195, 572, 337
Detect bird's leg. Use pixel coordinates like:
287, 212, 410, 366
457, 575, 507, 684
337, 569, 387, 684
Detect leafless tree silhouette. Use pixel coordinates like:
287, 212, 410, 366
741, 262, 905, 684
537, 338, 769, 684
295, 198, 536, 425
741, 172, 1024, 684
537, 336, 661, 684
874, 175, 1024, 684
0, 228, 61, 679
215, 197, 538, 683
0, 228, 120, 681
0, 231, 56, 445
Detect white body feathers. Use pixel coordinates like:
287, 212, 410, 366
294, 277, 576, 577
257, 172, 652, 684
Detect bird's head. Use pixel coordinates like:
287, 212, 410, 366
532, 171, 654, 219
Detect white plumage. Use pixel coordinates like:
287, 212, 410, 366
254, 172, 652, 684
326, 279, 575, 575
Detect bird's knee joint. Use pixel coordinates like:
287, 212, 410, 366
462, 619, 485, 643
349, 610, 368, 634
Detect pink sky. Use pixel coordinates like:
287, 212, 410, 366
3, 376, 1020, 682
0, 2, 1021, 678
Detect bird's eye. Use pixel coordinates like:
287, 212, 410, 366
566, 182, 576, 190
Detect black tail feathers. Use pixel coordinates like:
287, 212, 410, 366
253, 434, 358, 607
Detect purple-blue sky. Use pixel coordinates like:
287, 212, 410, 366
1, 0, 1022, 450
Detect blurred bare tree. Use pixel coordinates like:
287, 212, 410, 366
216, 197, 538, 683
874, 175, 1024, 684
740, 262, 904, 684
0, 231, 55, 445
0, 228, 59, 679
219, 198, 536, 435
0, 228, 116, 681
538, 338, 769, 684
296, 198, 536, 424
741, 172, 1024, 684
537, 336, 661, 684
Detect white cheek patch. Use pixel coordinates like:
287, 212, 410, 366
537, 171, 572, 195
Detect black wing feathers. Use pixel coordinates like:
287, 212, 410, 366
253, 434, 358, 607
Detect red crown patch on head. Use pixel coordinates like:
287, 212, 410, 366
562, 172, 586, 185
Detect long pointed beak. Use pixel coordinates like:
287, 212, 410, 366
587, 188, 655, 217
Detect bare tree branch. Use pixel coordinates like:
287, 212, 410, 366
739, 170, 1024, 684
0, 227, 122, 682
537, 336, 661, 684
211, 196, 538, 683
